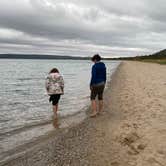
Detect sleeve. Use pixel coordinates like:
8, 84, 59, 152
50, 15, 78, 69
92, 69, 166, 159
90, 65, 96, 86
60, 76, 64, 89
104, 66, 106, 83
45, 76, 50, 91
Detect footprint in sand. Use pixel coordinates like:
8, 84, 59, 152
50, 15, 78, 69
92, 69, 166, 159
137, 143, 147, 150
147, 157, 165, 166
111, 161, 119, 166
121, 132, 140, 145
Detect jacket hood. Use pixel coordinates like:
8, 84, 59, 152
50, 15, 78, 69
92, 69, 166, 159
49, 72, 61, 78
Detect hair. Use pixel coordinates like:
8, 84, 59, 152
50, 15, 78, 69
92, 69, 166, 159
49, 68, 59, 74
91, 54, 101, 62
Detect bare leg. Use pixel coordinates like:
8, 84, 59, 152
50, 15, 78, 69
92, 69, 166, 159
98, 100, 104, 114
90, 100, 97, 117
53, 104, 58, 118
53, 104, 59, 128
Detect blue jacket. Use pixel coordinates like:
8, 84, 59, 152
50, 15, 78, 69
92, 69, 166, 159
90, 62, 106, 86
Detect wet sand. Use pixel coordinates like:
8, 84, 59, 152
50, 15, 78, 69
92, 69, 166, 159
1, 61, 166, 166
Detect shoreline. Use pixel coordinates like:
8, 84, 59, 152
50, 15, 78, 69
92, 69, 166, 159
1, 61, 166, 166
0, 61, 121, 165
0, 62, 129, 166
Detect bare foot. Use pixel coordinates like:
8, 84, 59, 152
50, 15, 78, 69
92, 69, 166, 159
90, 112, 97, 118
97, 111, 106, 115
53, 118, 59, 128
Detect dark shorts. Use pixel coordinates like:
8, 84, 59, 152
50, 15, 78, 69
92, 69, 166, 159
49, 94, 61, 105
90, 84, 105, 100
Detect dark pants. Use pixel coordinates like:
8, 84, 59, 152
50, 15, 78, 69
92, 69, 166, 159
90, 84, 105, 100
49, 94, 61, 105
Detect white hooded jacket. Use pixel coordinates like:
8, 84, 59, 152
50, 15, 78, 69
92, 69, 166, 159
45, 73, 64, 95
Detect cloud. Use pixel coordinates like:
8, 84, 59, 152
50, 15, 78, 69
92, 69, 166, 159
0, 0, 165, 57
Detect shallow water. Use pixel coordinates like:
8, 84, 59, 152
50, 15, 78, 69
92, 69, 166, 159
0, 59, 120, 161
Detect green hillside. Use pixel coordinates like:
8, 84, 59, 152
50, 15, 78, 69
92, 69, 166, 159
139, 49, 166, 59
114, 49, 166, 64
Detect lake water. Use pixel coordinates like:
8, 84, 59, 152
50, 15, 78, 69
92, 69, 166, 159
0, 59, 120, 162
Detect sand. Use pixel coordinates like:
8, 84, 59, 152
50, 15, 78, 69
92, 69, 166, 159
1, 61, 166, 166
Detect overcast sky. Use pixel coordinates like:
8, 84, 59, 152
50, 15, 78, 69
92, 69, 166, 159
0, 0, 165, 57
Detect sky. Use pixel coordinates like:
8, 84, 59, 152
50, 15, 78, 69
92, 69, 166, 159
0, 0, 165, 57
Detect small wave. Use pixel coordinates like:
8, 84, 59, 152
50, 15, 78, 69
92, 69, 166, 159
0, 119, 10, 123
7, 89, 30, 95
0, 120, 52, 137
18, 77, 42, 81
11, 89, 23, 93
18, 78, 32, 81
8, 102, 22, 106
81, 95, 90, 99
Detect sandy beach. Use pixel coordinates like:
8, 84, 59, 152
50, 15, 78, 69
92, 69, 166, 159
1, 61, 166, 166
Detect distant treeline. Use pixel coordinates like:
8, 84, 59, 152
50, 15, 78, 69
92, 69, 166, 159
0, 54, 91, 60
0, 49, 166, 60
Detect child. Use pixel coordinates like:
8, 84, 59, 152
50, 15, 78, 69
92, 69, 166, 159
45, 68, 64, 127
90, 54, 106, 117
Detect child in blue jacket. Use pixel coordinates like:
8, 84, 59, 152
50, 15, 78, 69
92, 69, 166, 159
90, 54, 106, 117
